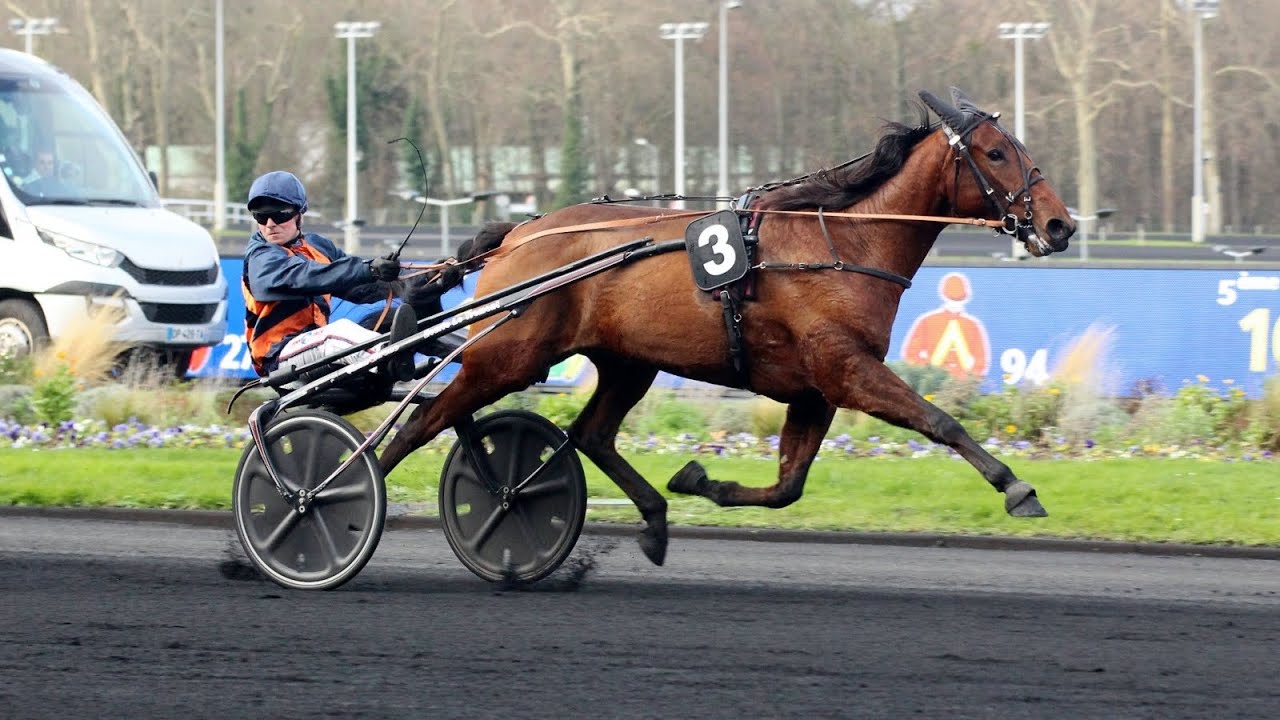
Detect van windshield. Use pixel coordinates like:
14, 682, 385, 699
0, 74, 157, 207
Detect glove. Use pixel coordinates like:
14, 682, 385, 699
368, 255, 401, 281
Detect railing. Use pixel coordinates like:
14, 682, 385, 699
160, 198, 253, 226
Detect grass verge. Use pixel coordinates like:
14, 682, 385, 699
2, 448, 1277, 547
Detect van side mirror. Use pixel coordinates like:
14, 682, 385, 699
148, 170, 158, 190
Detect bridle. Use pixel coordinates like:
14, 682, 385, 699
941, 114, 1045, 238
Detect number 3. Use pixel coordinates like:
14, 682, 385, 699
698, 224, 737, 277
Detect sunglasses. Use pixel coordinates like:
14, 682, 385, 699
252, 208, 299, 226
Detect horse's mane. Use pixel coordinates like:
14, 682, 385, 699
757, 108, 933, 211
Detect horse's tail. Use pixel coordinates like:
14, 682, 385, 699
438, 221, 518, 288
460, 221, 517, 264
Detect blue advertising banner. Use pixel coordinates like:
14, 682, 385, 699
190, 259, 1280, 397
890, 267, 1278, 397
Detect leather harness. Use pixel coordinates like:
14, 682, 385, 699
711, 193, 918, 384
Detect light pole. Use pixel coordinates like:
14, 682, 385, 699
996, 22, 1050, 145
660, 21, 708, 209
997, 21, 1049, 258
1189, 0, 1218, 244
717, 1, 741, 205
8, 17, 59, 55
213, 0, 226, 233
634, 138, 660, 195
334, 20, 380, 255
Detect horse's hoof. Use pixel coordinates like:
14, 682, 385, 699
667, 461, 707, 496
1004, 481, 1048, 517
638, 521, 668, 566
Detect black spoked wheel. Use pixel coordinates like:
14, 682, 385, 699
233, 410, 386, 590
439, 410, 587, 584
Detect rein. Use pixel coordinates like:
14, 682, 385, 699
512, 208, 1003, 243
387, 206, 1004, 298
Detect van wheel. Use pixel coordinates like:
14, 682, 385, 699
113, 347, 195, 382
168, 350, 194, 380
0, 299, 49, 358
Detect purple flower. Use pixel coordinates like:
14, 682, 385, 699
1085, 438, 1095, 449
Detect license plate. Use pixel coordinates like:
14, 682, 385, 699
166, 326, 210, 343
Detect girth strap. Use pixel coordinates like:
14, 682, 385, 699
751, 208, 912, 289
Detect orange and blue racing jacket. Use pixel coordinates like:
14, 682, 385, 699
241, 231, 373, 375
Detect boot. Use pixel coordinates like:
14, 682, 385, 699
383, 304, 418, 382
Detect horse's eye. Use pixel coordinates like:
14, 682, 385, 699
986, 148, 1005, 162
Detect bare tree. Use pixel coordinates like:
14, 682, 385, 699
3, 0, 1276, 233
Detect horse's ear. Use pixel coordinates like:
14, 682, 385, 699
918, 89, 965, 132
948, 87, 984, 115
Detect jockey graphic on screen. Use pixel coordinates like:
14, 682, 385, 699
900, 271, 991, 379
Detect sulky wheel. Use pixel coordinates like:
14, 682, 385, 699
233, 410, 386, 590
439, 409, 587, 584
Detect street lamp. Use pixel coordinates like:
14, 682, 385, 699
1068, 206, 1116, 262
410, 192, 497, 258
8, 17, 59, 55
334, 20, 381, 255
997, 21, 1049, 259
213, 0, 226, 233
1189, 0, 1219, 244
996, 22, 1050, 143
660, 21, 708, 209
634, 137, 660, 194
717, 1, 742, 205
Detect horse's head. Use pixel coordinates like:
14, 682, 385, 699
920, 87, 1075, 257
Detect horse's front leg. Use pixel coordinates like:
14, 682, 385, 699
829, 356, 1047, 517
668, 392, 835, 508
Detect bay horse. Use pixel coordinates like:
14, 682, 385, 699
380, 87, 1076, 566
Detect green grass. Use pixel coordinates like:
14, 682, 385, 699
2, 448, 1278, 546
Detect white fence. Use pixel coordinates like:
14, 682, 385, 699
160, 198, 253, 226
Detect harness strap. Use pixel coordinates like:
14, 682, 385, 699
719, 289, 747, 379
751, 261, 912, 289
776, 207, 913, 289
370, 287, 394, 332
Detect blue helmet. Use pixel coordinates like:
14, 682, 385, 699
246, 171, 308, 213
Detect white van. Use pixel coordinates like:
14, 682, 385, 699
0, 49, 225, 372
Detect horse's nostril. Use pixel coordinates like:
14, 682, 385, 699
1047, 218, 1073, 244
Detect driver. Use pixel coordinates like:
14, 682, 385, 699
241, 170, 416, 381
23, 148, 55, 184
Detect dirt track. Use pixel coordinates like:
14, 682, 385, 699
2, 515, 1278, 719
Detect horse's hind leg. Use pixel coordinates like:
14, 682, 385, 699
379, 360, 531, 474
832, 356, 1047, 517
669, 392, 835, 508
567, 360, 668, 565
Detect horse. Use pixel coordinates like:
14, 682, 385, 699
379, 87, 1076, 566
